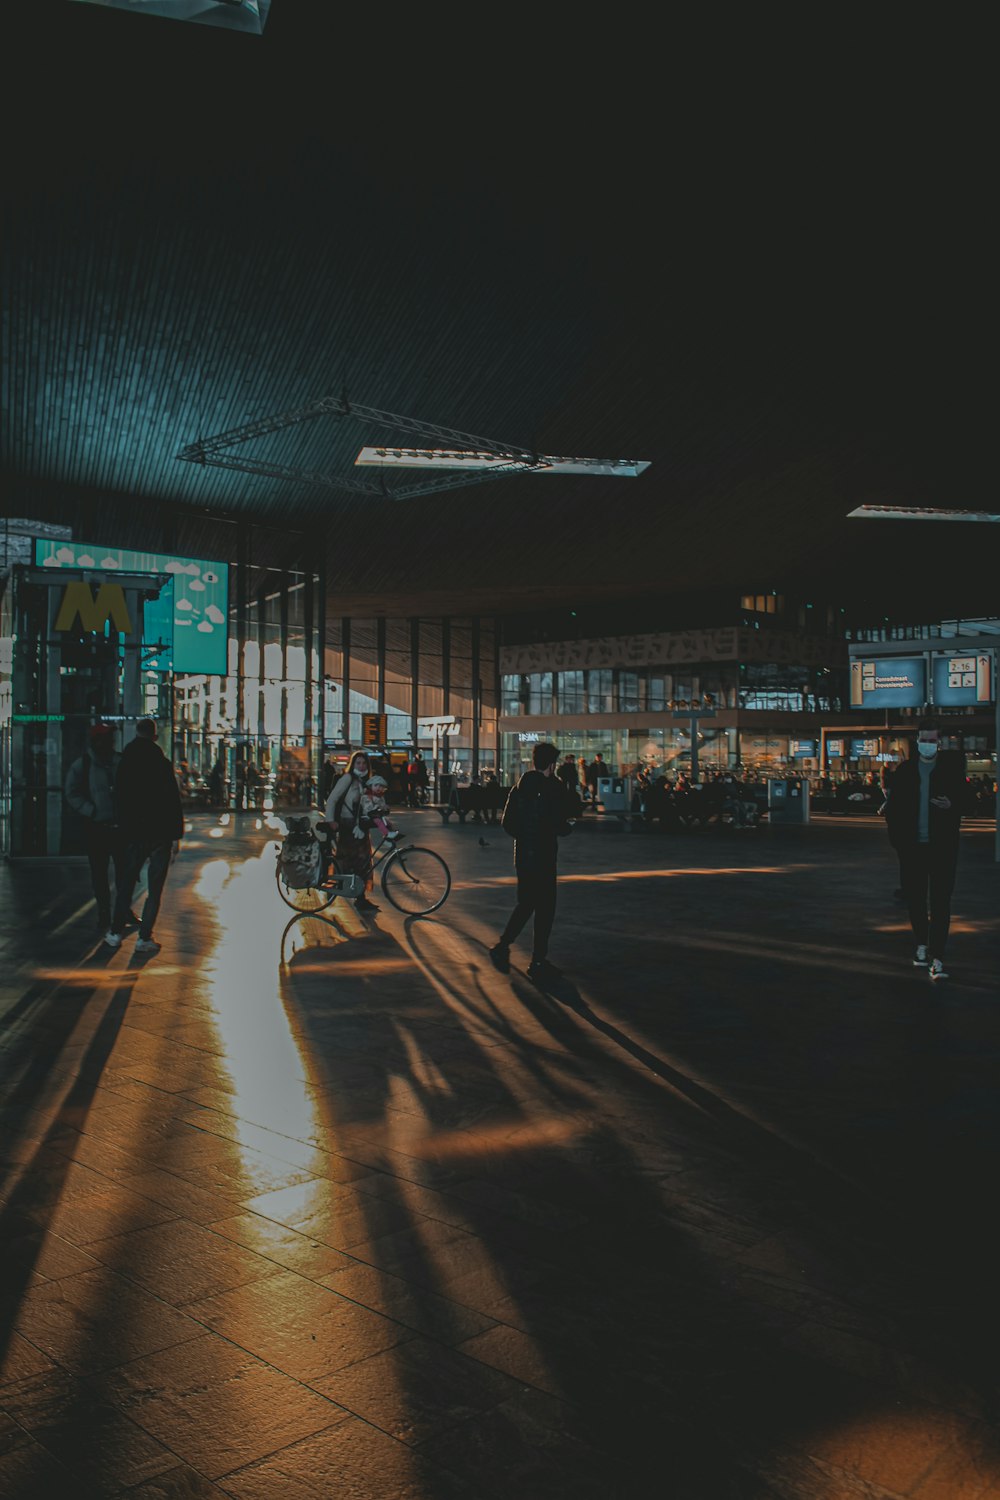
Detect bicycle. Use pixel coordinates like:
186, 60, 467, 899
275, 824, 451, 917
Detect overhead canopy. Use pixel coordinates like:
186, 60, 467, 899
2, 7, 992, 623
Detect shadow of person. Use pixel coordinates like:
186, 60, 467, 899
266, 913, 988, 1498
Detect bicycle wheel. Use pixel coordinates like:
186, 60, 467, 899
275, 855, 337, 913
381, 845, 451, 915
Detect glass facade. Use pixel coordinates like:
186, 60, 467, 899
0, 554, 323, 855
501, 666, 747, 717
323, 616, 499, 788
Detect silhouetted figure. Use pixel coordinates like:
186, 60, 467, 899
106, 720, 183, 954
884, 719, 968, 981
490, 741, 577, 983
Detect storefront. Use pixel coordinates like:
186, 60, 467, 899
498, 625, 853, 785
0, 530, 323, 855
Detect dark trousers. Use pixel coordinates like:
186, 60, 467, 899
500, 860, 557, 961
112, 842, 173, 939
898, 843, 958, 958
84, 821, 128, 924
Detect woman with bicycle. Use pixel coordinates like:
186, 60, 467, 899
279, 752, 451, 918
324, 749, 379, 911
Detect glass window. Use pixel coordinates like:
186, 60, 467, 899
587, 669, 613, 714
557, 670, 585, 713
527, 672, 553, 716
648, 675, 668, 712
502, 674, 524, 715
619, 672, 643, 712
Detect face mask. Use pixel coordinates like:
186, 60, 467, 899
916, 742, 938, 760
353, 767, 367, 778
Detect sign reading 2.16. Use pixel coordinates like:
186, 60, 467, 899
932, 652, 993, 707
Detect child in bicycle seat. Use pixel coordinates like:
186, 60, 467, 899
359, 775, 399, 842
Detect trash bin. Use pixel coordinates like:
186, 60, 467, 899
438, 773, 455, 805
597, 776, 630, 813
767, 777, 810, 825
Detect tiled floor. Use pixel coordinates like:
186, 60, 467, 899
1, 809, 999, 1498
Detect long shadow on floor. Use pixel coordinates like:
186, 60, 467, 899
273, 906, 1000, 1498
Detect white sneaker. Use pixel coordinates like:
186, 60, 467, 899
104, 930, 122, 949
912, 945, 929, 967
929, 958, 949, 982
135, 937, 161, 954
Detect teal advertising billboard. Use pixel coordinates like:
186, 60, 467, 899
35, 540, 229, 675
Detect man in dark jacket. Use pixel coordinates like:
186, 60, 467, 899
884, 719, 968, 981
556, 753, 579, 798
586, 752, 610, 808
105, 720, 184, 954
490, 741, 576, 982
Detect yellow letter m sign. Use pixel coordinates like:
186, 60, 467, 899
55, 582, 133, 635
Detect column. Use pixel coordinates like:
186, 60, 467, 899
341, 617, 351, 744
409, 617, 419, 746
471, 616, 480, 779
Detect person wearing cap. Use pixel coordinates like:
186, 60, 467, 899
64, 725, 135, 932
359, 774, 399, 842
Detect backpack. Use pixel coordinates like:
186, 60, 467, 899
278, 816, 323, 889
501, 782, 545, 845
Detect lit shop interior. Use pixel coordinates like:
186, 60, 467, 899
0, 527, 323, 855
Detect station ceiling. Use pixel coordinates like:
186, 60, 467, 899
2, 8, 992, 624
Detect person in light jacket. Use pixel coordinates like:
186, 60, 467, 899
324, 749, 378, 911
64, 723, 133, 931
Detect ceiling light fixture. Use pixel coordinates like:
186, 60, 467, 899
178, 394, 650, 501
847, 505, 1000, 523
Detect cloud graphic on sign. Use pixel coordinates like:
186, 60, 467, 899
205, 605, 225, 623
197, 622, 213, 633
165, 561, 185, 574
189, 580, 206, 592
176, 598, 194, 612
77, 554, 95, 567
203, 571, 219, 584
101, 557, 120, 568
56, 548, 75, 563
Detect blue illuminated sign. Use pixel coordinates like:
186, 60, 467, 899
849, 657, 926, 710
931, 651, 993, 707
790, 739, 816, 758
850, 737, 880, 759
35, 540, 228, 675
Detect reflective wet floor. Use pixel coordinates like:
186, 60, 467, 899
2, 811, 999, 1498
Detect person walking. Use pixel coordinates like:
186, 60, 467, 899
490, 741, 577, 983
556, 753, 579, 801
320, 753, 339, 805
64, 723, 136, 932
884, 719, 968, 982
577, 755, 590, 809
586, 751, 610, 808
105, 720, 184, 954
325, 749, 378, 911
